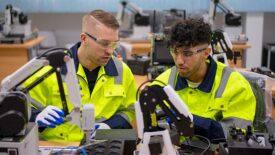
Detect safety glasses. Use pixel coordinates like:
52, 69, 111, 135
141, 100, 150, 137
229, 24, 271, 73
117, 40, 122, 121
85, 32, 119, 50
170, 47, 207, 58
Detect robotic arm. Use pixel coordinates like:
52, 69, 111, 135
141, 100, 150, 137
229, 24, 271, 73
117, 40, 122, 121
3, 4, 29, 36
211, 29, 233, 66
135, 84, 193, 155
116, 0, 150, 26
0, 48, 94, 140
209, 0, 241, 26
3, 5, 33, 37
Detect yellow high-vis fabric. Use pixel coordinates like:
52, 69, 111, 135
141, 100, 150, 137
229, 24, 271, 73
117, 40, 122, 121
25, 56, 137, 141
154, 57, 256, 134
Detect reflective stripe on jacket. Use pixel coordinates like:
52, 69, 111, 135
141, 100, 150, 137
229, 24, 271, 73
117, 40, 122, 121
25, 43, 137, 141
155, 56, 256, 138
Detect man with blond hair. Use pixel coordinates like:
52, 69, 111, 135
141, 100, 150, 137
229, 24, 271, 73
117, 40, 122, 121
29, 10, 137, 142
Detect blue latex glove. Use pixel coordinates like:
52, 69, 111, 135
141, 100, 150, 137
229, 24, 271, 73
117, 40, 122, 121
35, 105, 65, 128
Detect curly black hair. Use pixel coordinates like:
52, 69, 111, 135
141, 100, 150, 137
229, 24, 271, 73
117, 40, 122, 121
166, 18, 212, 49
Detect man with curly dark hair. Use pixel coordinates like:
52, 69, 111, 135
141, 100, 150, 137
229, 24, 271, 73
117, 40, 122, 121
154, 18, 256, 141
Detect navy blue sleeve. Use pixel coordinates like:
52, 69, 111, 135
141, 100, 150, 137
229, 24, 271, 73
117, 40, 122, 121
30, 107, 41, 122
104, 114, 132, 129
30, 107, 46, 132
193, 114, 225, 142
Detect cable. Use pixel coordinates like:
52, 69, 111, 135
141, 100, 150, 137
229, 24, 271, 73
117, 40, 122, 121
193, 135, 211, 155
78, 146, 88, 155
89, 124, 100, 139
76, 140, 107, 154
52, 146, 78, 155
180, 135, 211, 155
135, 79, 167, 100
185, 136, 194, 153
51, 145, 89, 155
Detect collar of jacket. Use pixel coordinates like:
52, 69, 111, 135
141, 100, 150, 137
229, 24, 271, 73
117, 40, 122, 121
174, 56, 217, 93
70, 42, 119, 77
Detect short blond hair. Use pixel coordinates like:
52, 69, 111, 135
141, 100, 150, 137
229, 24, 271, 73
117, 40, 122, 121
82, 10, 119, 32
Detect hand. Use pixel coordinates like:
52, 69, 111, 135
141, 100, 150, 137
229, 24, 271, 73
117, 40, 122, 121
35, 105, 65, 128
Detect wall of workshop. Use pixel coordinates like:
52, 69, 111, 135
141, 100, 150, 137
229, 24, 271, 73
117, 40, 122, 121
0, 0, 275, 67
263, 13, 275, 45
1, 0, 275, 13
29, 13, 84, 48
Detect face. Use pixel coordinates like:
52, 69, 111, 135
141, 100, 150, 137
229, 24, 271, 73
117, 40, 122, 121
170, 44, 209, 79
81, 24, 119, 67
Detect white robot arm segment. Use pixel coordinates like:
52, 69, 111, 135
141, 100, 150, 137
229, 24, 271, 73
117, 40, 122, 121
0, 48, 94, 139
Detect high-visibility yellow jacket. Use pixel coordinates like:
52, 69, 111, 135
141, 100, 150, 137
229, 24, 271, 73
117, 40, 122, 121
154, 56, 256, 138
25, 43, 137, 141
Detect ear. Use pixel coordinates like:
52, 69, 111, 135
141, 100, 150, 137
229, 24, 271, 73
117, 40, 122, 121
203, 47, 211, 59
80, 33, 87, 44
